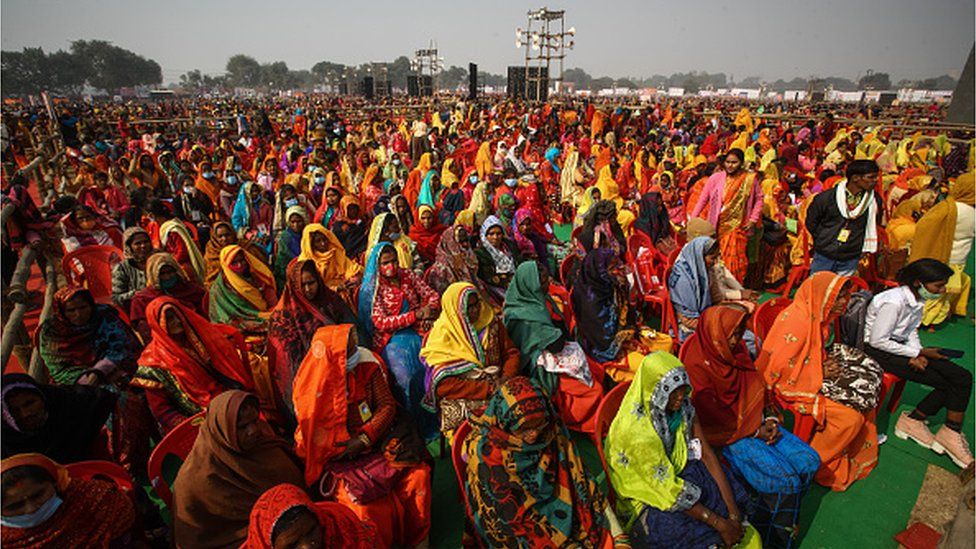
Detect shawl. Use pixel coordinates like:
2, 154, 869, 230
416, 170, 440, 209
419, 282, 495, 393
364, 213, 414, 270
1, 374, 116, 462
512, 207, 538, 258
605, 352, 698, 518
296, 224, 362, 290
833, 180, 878, 254
502, 262, 562, 393
59, 208, 121, 249
595, 165, 623, 208
466, 182, 492, 228
122, 226, 150, 260
667, 237, 715, 321
160, 218, 206, 284
357, 242, 394, 338
635, 192, 673, 243
572, 248, 620, 360
134, 298, 254, 414
478, 216, 516, 274
408, 205, 446, 263
463, 376, 608, 547
426, 227, 485, 294
389, 195, 414, 235
682, 305, 765, 447
495, 193, 517, 229
331, 197, 369, 259
0, 454, 135, 549
243, 484, 376, 549
172, 391, 305, 549
209, 246, 277, 327
438, 188, 466, 226
38, 287, 140, 385
756, 272, 850, 424
130, 253, 208, 328
909, 172, 975, 263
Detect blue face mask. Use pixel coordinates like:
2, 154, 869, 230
346, 350, 360, 371
226, 175, 238, 186
1, 495, 63, 529
918, 285, 942, 301
202, 171, 215, 179
392, 159, 401, 166
504, 178, 517, 188
234, 164, 242, 172
469, 175, 478, 184
284, 198, 299, 208
314, 176, 326, 185
387, 231, 401, 240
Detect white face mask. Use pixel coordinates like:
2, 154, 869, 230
504, 178, 517, 188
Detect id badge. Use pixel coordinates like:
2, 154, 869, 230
358, 402, 372, 422
837, 228, 851, 243
688, 438, 703, 461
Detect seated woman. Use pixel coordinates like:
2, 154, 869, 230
513, 206, 551, 266
268, 260, 361, 415
463, 376, 622, 548
243, 483, 377, 549
1, 453, 137, 548
758, 272, 883, 491
331, 196, 369, 259
503, 261, 605, 433
576, 199, 627, 260
635, 191, 678, 257
865, 259, 973, 468
111, 227, 152, 313
129, 252, 208, 343
605, 352, 755, 549
59, 204, 122, 252
408, 204, 446, 267
231, 181, 274, 256
293, 325, 432, 549
420, 282, 520, 435
1, 374, 116, 463
359, 243, 441, 440
209, 245, 278, 337
296, 223, 363, 305
886, 190, 936, 251
173, 390, 305, 549
475, 215, 520, 303
204, 221, 268, 288
364, 212, 420, 271
272, 205, 307, 290
683, 304, 821, 548
133, 297, 257, 434
425, 225, 495, 303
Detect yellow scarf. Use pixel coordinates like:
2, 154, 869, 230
419, 282, 494, 372
218, 245, 275, 312
297, 224, 363, 289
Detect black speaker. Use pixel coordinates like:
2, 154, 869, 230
469, 63, 478, 100
407, 75, 420, 97
338, 81, 349, 95
810, 91, 825, 102
420, 75, 433, 97
507, 66, 524, 99
947, 45, 975, 124
362, 76, 374, 99
507, 66, 547, 101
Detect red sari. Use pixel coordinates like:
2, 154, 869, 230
244, 484, 377, 549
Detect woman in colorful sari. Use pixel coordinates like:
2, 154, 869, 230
209, 245, 277, 337
133, 297, 256, 434
364, 212, 419, 271
173, 390, 305, 548
885, 190, 935, 251
150, 201, 208, 285
358, 242, 441, 440
267, 260, 361, 416
59, 204, 122, 252
111, 227, 152, 312
296, 223, 363, 300
408, 204, 446, 266
1, 453, 137, 548
313, 172, 342, 227
243, 483, 377, 549
425, 224, 492, 301
475, 215, 521, 302
390, 194, 415, 236
690, 149, 764, 283
331, 196, 369, 259
513, 205, 550, 265
129, 252, 208, 343
635, 192, 678, 256
495, 192, 518, 230
272, 205, 306, 289
420, 283, 520, 436
293, 324, 432, 548
463, 376, 621, 548
683, 304, 821, 548
231, 181, 274, 257
504, 261, 605, 433
204, 221, 268, 288
605, 352, 756, 549
757, 272, 881, 491
910, 171, 976, 327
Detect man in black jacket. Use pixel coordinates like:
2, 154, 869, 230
805, 159, 880, 276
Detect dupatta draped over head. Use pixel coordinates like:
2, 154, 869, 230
463, 376, 609, 547
668, 236, 715, 320
297, 223, 362, 289
420, 282, 495, 397
502, 261, 562, 393
909, 171, 976, 263
209, 245, 278, 326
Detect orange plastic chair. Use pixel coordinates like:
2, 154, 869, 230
62, 245, 125, 304
450, 420, 486, 549
878, 372, 907, 413
594, 381, 631, 505
147, 412, 205, 508
65, 460, 134, 492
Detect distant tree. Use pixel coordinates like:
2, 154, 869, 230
737, 76, 762, 88
70, 40, 161, 92
226, 54, 262, 87
46, 50, 90, 95
562, 67, 592, 89
387, 56, 411, 88
591, 76, 614, 90
858, 71, 891, 90
682, 75, 701, 94
1, 48, 50, 95
615, 78, 637, 89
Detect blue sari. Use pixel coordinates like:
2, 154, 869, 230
667, 236, 714, 342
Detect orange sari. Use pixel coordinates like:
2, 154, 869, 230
717, 172, 752, 282
756, 272, 878, 491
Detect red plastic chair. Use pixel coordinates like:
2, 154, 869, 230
594, 381, 631, 505
65, 460, 134, 492
451, 420, 486, 549
634, 247, 678, 338
62, 245, 125, 304
751, 297, 793, 346
878, 372, 907, 413
147, 412, 205, 508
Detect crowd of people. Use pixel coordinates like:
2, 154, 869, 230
0, 93, 973, 548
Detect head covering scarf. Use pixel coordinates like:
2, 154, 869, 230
416, 170, 440, 209
466, 182, 492, 228
389, 195, 414, 235
59, 206, 121, 248
365, 213, 414, 270
635, 192, 673, 243
331, 197, 369, 258
172, 391, 304, 548
209, 246, 277, 326
495, 193, 517, 229
408, 204, 446, 262
909, 171, 976, 263
121, 227, 150, 260
0, 453, 136, 549
479, 216, 515, 275
756, 272, 850, 424
296, 224, 362, 289
572, 248, 621, 361
463, 376, 609, 547
420, 282, 495, 392
685, 217, 716, 241
502, 262, 562, 393
135, 298, 254, 415
605, 352, 698, 517
243, 483, 377, 549
1, 374, 116, 463
38, 287, 140, 385
357, 242, 396, 338
682, 305, 765, 447
511, 207, 538, 257
426, 227, 485, 294
158, 218, 207, 284
667, 237, 715, 321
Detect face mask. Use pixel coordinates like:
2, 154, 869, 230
504, 178, 517, 188
469, 175, 478, 184
918, 285, 942, 301
387, 231, 400, 240
380, 263, 397, 277
346, 350, 360, 370
234, 164, 242, 171
202, 171, 215, 179
183, 186, 194, 195
314, 176, 326, 185
1, 495, 63, 529
226, 175, 238, 186
392, 159, 401, 166
284, 198, 299, 208
159, 276, 179, 291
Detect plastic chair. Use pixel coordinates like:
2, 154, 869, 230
634, 247, 678, 337
147, 412, 205, 508
62, 245, 125, 304
594, 381, 631, 505
751, 297, 793, 347
65, 460, 134, 492
878, 372, 907, 414
450, 420, 486, 549
677, 334, 695, 363
559, 254, 577, 288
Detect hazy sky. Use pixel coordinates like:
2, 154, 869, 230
2, 0, 973, 84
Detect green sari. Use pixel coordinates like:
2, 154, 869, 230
502, 261, 561, 394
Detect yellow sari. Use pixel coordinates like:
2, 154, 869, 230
297, 223, 363, 290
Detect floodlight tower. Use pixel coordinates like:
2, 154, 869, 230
515, 7, 575, 100
411, 40, 445, 96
